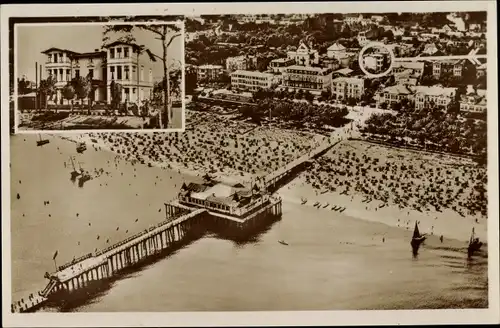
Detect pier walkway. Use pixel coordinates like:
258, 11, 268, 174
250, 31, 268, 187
263, 141, 334, 191
12, 196, 283, 313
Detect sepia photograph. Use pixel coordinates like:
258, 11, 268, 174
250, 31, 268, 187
14, 20, 185, 132
2, 2, 499, 327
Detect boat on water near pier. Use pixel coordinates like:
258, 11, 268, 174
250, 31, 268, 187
36, 134, 50, 147
76, 142, 87, 153
467, 227, 482, 258
410, 221, 426, 256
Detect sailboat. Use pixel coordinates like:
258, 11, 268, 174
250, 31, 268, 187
410, 221, 426, 255
76, 161, 92, 187
36, 134, 50, 147
69, 156, 81, 180
467, 227, 482, 258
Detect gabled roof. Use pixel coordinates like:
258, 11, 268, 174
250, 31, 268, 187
41, 47, 78, 55
327, 43, 346, 52
103, 41, 144, 51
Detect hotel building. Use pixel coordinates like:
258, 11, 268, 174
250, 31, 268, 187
459, 87, 486, 113
331, 76, 366, 101
42, 47, 107, 105
282, 65, 333, 95
197, 64, 224, 81
104, 41, 155, 104
268, 58, 295, 73
287, 43, 319, 67
230, 70, 277, 91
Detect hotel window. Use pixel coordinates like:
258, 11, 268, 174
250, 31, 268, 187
110, 48, 115, 59
132, 66, 136, 76
110, 66, 115, 80
88, 69, 94, 79
66, 69, 71, 81
141, 66, 144, 81
75, 69, 80, 78
149, 69, 152, 82
124, 47, 129, 58
125, 67, 129, 80
117, 66, 122, 80
117, 47, 122, 58
133, 88, 136, 94
48, 54, 52, 63
53, 53, 58, 63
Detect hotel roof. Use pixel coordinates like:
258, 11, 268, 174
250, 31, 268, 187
231, 70, 275, 77
327, 43, 346, 52
393, 61, 425, 70
380, 84, 414, 95
414, 85, 457, 97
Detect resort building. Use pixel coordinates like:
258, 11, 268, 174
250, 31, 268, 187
287, 43, 319, 66
326, 42, 347, 59
104, 41, 155, 105
226, 55, 257, 72
42, 47, 107, 105
178, 179, 270, 217
331, 76, 367, 101
394, 70, 419, 87
414, 86, 458, 110
376, 84, 458, 110
197, 64, 224, 81
362, 53, 387, 72
230, 70, 277, 91
432, 60, 468, 78
459, 87, 487, 114
282, 65, 333, 95
268, 58, 295, 73
376, 84, 414, 107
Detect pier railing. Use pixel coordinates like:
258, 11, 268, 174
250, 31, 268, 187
58, 253, 93, 271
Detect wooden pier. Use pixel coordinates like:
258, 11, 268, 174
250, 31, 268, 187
12, 198, 282, 313
263, 142, 334, 192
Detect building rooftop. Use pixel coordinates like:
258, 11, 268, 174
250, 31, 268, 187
270, 57, 295, 63
380, 84, 414, 95
199, 64, 224, 69
41, 47, 79, 55
334, 68, 354, 76
231, 70, 275, 78
414, 85, 457, 97
285, 65, 331, 73
327, 43, 346, 52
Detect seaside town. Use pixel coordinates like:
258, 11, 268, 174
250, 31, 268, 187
10, 11, 490, 313
15, 23, 183, 131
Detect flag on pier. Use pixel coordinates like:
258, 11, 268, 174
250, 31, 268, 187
52, 250, 58, 260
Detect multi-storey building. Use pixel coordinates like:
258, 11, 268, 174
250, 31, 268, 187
362, 53, 387, 72
432, 60, 469, 78
42, 47, 107, 105
287, 43, 319, 66
230, 70, 277, 91
392, 61, 425, 77
459, 88, 486, 113
376, 84, 415, 107
103, 41, 155, 105
268, 58, 295, 73
414, 86, 457, 110
282, 65, 333, 95
226, 55, 257, 72
331, 76, 367, 101
197, 64, 224, 81
327, 42, 347, 59
376, 84, 458, 110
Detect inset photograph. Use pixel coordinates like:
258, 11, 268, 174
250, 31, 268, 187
14, 21, 184, 132
360, 43, 393, 76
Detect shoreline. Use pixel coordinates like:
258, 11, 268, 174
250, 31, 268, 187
277, 176, 487, 244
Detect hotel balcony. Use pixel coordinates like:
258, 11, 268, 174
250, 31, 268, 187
45, 59, 71, 68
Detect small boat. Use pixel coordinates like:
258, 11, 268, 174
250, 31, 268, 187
278, 240, 289, 246
69, 156, 81, 180
467, 227, 482, 258
76, 142, 87, 153
36, 134, 50, 147
313, 201, 320, 207
331, 205, 338, 211
410, 221, 426, 256
323, 203, 329, 208
339, 207, 346, 213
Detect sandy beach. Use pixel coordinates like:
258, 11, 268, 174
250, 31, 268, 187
277, 139, 487, 243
